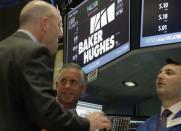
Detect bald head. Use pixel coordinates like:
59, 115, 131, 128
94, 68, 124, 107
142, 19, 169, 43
19, 0, 63, 55
20, 0, 58, 27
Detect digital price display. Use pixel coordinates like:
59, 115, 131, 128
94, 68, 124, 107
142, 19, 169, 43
140, 0, 181, 47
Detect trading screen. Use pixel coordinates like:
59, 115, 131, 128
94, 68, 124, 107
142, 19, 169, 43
66, 0, 130, 73
140, 0, 181, 47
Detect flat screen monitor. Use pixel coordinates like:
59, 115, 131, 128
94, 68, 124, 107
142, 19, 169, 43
76, 101, 102, 117
140, 0, 181, 47
66, 0, 130, 74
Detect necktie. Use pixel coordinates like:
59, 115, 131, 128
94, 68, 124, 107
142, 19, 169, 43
157, 109, 172, 131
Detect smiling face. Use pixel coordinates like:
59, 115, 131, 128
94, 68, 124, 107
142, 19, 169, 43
156, 63, 181, 103
56, 68, 85, 109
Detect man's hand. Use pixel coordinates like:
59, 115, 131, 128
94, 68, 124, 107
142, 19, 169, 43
86, 112, 111, 131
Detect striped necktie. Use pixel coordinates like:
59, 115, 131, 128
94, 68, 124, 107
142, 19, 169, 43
157, 109, 172, 131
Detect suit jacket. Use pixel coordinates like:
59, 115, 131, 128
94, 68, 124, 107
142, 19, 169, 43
0, 31, 89, 131
136, 110, 181, 131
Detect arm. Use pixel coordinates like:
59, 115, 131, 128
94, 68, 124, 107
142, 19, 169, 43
19, 46, 89, 131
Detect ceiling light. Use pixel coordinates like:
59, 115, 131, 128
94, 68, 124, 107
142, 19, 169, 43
123, 81, 137, 87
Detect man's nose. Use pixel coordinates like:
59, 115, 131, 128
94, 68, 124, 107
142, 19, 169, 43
64, 81, 71, 88
157, 72, 165, 80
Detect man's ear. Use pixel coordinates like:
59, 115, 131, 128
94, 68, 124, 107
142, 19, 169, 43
41, 16, 49, 32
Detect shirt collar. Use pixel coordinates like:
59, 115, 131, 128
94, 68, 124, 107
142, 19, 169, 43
161, 101, 181, 116
17, 29, 38, 43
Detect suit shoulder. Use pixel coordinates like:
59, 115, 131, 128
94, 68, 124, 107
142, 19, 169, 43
136, 115, 158, 131
0, 35, 52, 63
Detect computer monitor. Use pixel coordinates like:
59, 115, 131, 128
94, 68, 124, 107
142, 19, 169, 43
65, 0, 130, 74
140, 0, 181, 47
76, 101, 102, 117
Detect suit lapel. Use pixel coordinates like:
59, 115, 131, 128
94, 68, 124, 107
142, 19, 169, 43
173, 110, 181, 119
166, 110, 181, 131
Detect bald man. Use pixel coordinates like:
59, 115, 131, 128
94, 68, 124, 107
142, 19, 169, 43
0, 1, 111, 131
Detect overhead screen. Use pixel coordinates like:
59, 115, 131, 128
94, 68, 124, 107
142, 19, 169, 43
66, 0, 130, 74
140, 0, 181, 47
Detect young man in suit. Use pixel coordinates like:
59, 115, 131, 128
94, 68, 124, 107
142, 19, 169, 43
0, 1, 111, 131
137, 58, 181, 131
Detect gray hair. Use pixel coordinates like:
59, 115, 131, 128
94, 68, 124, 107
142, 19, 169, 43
166, 58, 181, 65
59, 63, 87, 86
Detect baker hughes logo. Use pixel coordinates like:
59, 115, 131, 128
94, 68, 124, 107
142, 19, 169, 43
90, 3, 115, 34
78, 3, 116, 64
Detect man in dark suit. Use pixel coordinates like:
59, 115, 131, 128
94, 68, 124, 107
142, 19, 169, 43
0, 1, 111, 131
137, 58, 181, 131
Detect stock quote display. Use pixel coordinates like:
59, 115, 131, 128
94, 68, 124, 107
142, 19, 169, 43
140, 0, 181, 47
66, 0, 130, 73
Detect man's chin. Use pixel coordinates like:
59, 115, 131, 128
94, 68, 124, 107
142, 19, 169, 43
62, 97, 73, 103
157, 88, 166, 96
